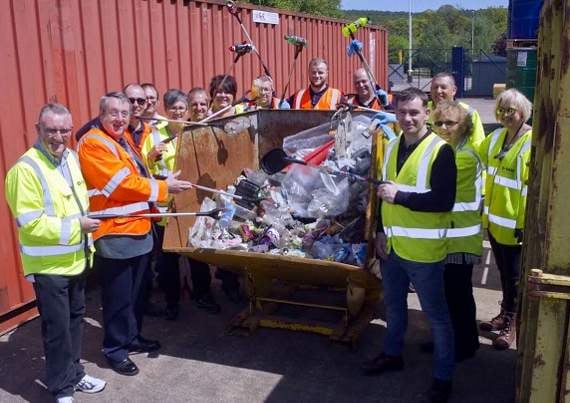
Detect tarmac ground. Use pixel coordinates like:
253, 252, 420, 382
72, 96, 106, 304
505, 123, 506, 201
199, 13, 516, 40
0, 240, 516, 403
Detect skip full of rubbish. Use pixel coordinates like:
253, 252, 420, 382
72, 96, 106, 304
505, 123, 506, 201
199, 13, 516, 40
188, 112, 381, 268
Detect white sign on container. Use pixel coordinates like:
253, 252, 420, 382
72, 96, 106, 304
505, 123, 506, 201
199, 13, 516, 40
252, 10, 279, 25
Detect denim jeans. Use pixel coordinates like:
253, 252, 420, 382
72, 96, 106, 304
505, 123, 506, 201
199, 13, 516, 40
381, 251, 455, 380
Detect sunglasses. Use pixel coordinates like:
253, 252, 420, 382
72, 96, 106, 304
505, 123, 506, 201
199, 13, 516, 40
128, 97, 147, 106
433, 120, 458, 127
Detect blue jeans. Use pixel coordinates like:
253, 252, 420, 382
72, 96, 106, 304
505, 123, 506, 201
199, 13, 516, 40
381, 251, 455, 380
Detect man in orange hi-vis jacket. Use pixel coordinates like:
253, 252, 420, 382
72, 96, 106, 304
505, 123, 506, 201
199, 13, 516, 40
290, 57, 343, 110
77, 91, 192, 377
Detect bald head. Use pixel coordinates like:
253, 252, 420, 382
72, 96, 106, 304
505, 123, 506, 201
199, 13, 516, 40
353, 68, 374, 101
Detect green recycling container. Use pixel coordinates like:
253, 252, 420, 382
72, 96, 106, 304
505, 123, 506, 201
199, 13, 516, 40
506, 47, 537, 102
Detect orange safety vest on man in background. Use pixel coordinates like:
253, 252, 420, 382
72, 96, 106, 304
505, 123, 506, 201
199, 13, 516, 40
292, 87, 342, 110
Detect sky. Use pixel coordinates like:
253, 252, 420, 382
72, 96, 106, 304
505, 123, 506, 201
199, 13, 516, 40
341, 0, 508, 12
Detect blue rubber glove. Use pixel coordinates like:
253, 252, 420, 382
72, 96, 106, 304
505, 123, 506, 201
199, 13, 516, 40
372, 111, 397, 140
375, 88, 389, 107
346, 39, 363, 57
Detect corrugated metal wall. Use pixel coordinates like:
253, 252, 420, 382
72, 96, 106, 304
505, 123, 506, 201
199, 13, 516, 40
0, 0, 387, 333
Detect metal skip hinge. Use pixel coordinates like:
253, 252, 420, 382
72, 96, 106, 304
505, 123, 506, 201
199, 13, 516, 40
528, 269, 570, 300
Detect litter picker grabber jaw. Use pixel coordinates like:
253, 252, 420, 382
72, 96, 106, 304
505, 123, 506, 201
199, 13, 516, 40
226, 0, 272, 78
279, 35, 308, 107
342, 17, 386, 108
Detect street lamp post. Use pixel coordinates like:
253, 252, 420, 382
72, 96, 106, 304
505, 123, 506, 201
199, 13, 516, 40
407, 0, 413, 83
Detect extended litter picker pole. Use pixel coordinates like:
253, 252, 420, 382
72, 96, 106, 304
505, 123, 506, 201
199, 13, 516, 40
279, 35, 308, 107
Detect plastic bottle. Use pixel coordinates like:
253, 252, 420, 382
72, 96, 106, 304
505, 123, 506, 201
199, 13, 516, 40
218, 203, 236, 230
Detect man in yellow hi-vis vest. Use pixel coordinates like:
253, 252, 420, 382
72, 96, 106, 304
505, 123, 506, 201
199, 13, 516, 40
361, 88, 457, 403
5, 104, 106, 402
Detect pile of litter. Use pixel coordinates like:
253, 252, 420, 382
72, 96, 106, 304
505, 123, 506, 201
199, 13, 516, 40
188, 113, 379, 267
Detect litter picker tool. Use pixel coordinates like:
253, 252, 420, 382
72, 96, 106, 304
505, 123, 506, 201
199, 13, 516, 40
214, 41, 255, 101
342, 17, 387, 108
88, 208, 224, 220
279, 35, 308, 107
226, 0, 271, 77
260, 148, 386, 186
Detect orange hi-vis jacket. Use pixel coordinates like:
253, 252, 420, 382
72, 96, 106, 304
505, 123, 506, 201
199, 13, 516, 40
77, 128, 169, 241
347, 95, 383, 111
292, 87, 342, 110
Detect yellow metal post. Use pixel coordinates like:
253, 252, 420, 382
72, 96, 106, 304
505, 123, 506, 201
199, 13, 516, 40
517, 1, 570, 402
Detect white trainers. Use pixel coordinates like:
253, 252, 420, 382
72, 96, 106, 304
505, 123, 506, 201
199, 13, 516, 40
75, 374, 106, 394
56, 397, 74, 403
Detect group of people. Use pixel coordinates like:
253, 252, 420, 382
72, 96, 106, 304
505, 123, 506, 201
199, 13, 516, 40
4, 55, 532, 403
362, 74, 532, 403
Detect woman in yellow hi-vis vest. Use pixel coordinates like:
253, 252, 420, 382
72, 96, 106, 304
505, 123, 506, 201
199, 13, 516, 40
478, 89, 532, 350
432, 101, 483, 361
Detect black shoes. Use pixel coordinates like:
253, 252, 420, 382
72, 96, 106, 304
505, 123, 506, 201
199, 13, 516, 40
361, 352, 404, 376
108, 358, 139, 376
194, 294, 221, 314
128, 336, 161, 353
428, 378, 452, 403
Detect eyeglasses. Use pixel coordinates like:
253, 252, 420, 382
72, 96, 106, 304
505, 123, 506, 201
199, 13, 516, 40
106, 109, 130, 119
43, 127, 73, 136
433, 120, 458, 127
128, 97, 147, 106
496, 107, 517, 116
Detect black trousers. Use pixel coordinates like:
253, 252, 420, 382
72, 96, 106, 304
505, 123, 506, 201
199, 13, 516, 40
33, 273, 86, 398
154, 225, 212, 307
444, 263, 479, 355
96, 253, 150, 363
489, 233, 522, 313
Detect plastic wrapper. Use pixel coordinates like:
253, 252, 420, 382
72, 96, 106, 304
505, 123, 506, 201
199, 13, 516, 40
307, 177, 349, 218
283, 122, 334, 156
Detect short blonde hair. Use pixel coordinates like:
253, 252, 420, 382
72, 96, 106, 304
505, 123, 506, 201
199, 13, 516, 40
309, 57, 328, 70
496, 88, 533, 122
433, 100, 472, 141
252, 75, 274, 91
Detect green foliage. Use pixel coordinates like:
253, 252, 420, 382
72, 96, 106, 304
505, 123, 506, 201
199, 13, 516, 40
343, 5, 507, 65
242, 0, 343, 18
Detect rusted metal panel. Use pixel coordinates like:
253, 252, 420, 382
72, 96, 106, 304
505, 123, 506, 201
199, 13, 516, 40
517, 0, 570, 401
0, 0, 387, 332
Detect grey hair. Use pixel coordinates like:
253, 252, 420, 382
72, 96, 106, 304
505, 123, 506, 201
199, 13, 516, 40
163, 89, 188, 110
99, 91, 131, 115
496, 88, 533, 123
37, 103, 71, 123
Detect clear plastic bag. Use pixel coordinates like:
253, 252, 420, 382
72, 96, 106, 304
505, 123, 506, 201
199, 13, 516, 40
283, 122, 333, 155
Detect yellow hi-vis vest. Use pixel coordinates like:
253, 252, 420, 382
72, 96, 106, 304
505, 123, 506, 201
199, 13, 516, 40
480, 127, 532, 245
381, 133, 450, 263
5, 148, 94, 276
447, 141, 483, 256
140, 124, 177, 225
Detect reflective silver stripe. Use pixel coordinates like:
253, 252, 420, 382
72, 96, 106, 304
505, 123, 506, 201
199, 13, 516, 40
158, 205, 169, 213
80, 133, 119, 158
385, 226, 447, 239
488, 213, 516, 229
483, 206, 489, 214
382, 138, 399, 181
516, 139, 532, 185
89, 201, 149, 216
487, 128, 503, 162
494, 175, 521, 190
59, 218, 73, 245
488, 166, 497, 176
148, 180, 159, 202
329, 89, 340, 109
452, 201, 481, 212
396, 184, 429, 193
19, 156, 56, 216
294, 89, 305, 109
416, 135, 443, 191
522, 186, 528, 197
88, 188, 103, 197
16, 209, 43, 227
102, 167, 130, 197
21, 242, 83, 257
447, 224, 481, 238
452, 172, 482, 212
